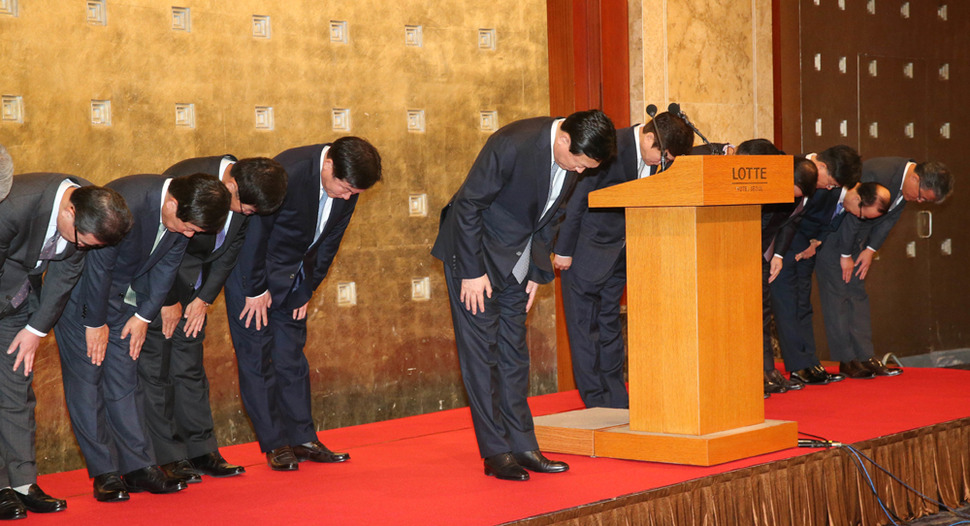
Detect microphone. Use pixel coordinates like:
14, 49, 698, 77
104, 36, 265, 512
668, 102, 714, 152
645, 104, 667, 171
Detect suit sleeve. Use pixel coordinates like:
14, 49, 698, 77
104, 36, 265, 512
450, 135, 517, 279
862, 204, 904, 251
295, 206, 354, 306
135, 238, 188, 321
77, 243, 119, 327
553, 173, 597, 258
772, 215, 801, 257
28, 251, 85, 333
233, 211, 277, 297
195, 218, 250, 304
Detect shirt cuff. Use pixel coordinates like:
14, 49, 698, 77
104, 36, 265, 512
247, 290, 269, 300
24, 325, 46, 338
135, 313, 151, 323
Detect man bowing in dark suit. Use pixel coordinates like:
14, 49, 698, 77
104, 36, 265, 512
55, 173, 230, 502
432, 109, 616, 481
816, 158, 953, 377
225, 137, 381, 471
138, 156, 287, 483
0, 173, 131, 519
553, 111, 692, 409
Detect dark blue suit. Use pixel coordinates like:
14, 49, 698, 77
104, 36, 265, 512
56, 174, 188, 477
554, 126, 648, 409
431, 117, 581, 458
761, 197, 807, 371
139, 156, 248, 464
768, 187, 846, 372
225, 144, 356, 452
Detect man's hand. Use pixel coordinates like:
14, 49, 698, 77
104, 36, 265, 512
525, 281, 539, 312
86, 325, 109, 366
182, 298, 208, 339
795, 239, 822, 261
160, 304, 182, 339
552, 254, 573, 271
240, 293, 272, 330
292, 301, 309, 320
854, 250, 876, 281
460, 274, 492, 315
840, 256, 855, 283
121, 316, 149, 360
768, 257, 783, 283
7, 329, 41, 376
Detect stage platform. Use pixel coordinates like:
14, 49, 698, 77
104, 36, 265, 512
28, 366, 970, 525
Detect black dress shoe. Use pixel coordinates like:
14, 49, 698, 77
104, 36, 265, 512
266, 446, 299, 471
483, 453, 529, 481
190, 451, 245, 478
292, 440, 350, 463
123, 466, 187, 494
0, 488, 26, 520
862, 357, 903, 376
16, 484, 66, 513
93, 472, 129, 502
790, 366, 830, 385
839, 360, 876, 379
764, 369, 788, 394
161, 459, 202, 484
512, 450, 569, 473
767, 368, 803, 391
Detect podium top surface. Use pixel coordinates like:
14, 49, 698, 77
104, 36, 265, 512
588, 155, 794, 208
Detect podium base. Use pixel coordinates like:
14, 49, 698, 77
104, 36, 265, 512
534, 408, 798, 466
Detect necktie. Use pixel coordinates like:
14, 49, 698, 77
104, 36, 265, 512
512, 161, 558, 283
313, 195, 329, 246
832, 201, 844, 221
10, 233, 61, 308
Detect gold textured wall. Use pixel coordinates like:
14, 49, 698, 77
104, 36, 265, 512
633, 0, 774, 144
0, 1, 552, 474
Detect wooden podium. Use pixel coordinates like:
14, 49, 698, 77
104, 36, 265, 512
535, 155, 799, 466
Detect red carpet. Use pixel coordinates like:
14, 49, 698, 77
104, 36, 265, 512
25, 366, 970, 525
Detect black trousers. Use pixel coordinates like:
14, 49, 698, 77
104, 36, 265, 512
443, 264, 539, 459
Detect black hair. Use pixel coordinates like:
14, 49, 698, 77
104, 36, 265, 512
231, 157, 288, 214
793, 156, 818, 198
857, 182, 889, 214
817, 145, 861, 187
167, 173, 231, 232
329, 136, 382, 190
71, 186, 133, 246
641, 113, 695, 157
561, 109, 617, 163
735, 138, 782, 156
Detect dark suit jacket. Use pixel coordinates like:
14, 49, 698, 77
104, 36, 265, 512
233, 144, 356, 311
762, 197, 807, 259
554, 125, 646, 282
789, 187, 845, 254
72, 175, 188, 326
431, 117, 581, 286
162, 155, 248, 306
833, 156, 911, 255
0, 173, 89, 332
